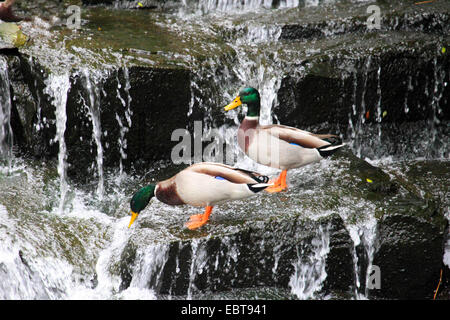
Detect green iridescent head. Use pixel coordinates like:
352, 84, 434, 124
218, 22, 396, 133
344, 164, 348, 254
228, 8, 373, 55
128, 184, 156, 228
224, 87, 261, 117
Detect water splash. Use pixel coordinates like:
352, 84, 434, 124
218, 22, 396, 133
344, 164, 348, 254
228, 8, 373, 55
335, 197, 378, 300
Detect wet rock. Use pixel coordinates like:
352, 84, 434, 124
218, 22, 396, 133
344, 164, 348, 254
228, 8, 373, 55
100, 149, 448, 299
371, 199, 448, 299
116, 153, 446, 299
276, 43, 449, 129
341, 151, 448, 299
280, 10, 450, 41
3, 54, 57, 158
322, 215, 355, 293
275, 39, 449, 162
100, 66, 191, 172
3, 55, 36, 152
275, 2, 450, 162
3, 51, 191, 180
119, 213, 355, 296
368, 160, 449, 299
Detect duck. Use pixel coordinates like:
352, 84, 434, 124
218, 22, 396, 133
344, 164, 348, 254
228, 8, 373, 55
224, 87, 345, 193
128, 162, 271, 230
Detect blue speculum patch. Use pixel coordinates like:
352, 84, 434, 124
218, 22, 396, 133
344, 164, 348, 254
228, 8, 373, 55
215, 176, 226, 180
290, 142, 299, 146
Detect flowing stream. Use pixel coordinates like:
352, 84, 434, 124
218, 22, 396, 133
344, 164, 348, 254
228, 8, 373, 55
0, 0, 448, 300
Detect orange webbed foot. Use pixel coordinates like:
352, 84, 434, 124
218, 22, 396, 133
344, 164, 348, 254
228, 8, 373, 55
264, 170, 288, 193
265, 184, 287, 193
185, 206, 213, 230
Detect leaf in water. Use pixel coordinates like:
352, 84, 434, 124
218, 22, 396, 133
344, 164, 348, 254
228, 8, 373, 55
0, 22, 28, 48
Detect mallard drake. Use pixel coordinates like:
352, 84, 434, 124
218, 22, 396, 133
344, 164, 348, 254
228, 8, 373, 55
128, 162, 271, 230
224, 87, 345, 193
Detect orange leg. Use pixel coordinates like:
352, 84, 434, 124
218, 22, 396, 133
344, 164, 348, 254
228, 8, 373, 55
185, 206, 213, 230
265, 170, 288, 193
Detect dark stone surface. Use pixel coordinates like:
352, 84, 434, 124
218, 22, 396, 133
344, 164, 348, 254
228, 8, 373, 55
5, 51, 191, 180
276, 45, 450, 133
119, 213, 356, 296
371, 200, 448, 299
280, 10, 450, 41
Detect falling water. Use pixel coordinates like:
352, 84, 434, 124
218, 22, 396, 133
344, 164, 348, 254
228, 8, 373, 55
232, 23, 283, 125
187, 239, 207, 299
362, 217, 377, 298
0, 0, 448, 301
127, 243, 169, 296
115, 67, 133, 177
81, 69, 106, 200
350, 219, 377, 299
186, 0, 299, 14
289, 224, 330, 299
429, 55, 446, 159
352, 56, 372, 159
0, 57, 13, 169
375, 65, 382, 146
403, 75, 412, 114
43, 73, 71, 214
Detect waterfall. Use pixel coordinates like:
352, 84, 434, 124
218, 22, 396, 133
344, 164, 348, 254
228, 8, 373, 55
429, 55, 447, 159
350, 56, 372, 159
289, 224, 330, 299
0, 57, 13, 169
187, 239, 207, 299
127, 243, 169, 296
186, 0, 299, 14
0, 0, 447, 301
81, 69, 106, 200
44, 73, 71, 214
115, 67, 133, 177
349, 218, 377, 299
375, 65, 382, 147
337, 200, 378, 300
172, 7, 284, 171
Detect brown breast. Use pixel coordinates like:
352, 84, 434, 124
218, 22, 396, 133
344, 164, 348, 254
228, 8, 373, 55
237, 118, 258, 153
155, 177, 185, 206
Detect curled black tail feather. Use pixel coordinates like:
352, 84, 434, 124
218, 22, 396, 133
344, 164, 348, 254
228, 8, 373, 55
247, 183, 270, 193
253, 175, 270, 184
317, 143, 345, 158
233, 168, 269, 184
321, 135, 342, 145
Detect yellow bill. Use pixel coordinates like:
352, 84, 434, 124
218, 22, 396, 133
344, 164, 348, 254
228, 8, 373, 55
128, 211, 138, 228
224, 96, 242, 111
